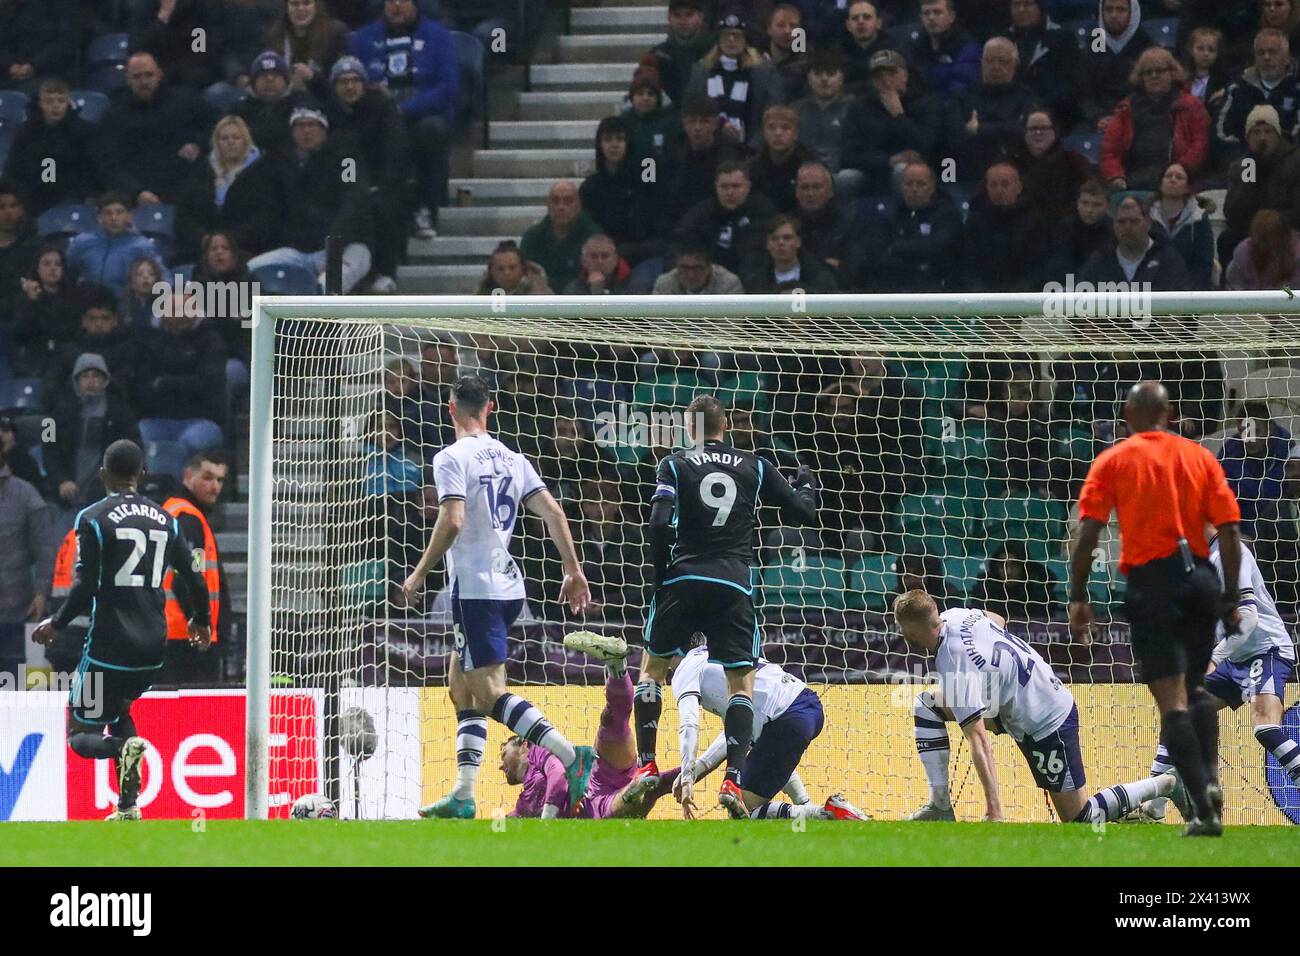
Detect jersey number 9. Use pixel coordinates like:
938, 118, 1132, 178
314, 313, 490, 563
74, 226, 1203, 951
700, 471, 738, 527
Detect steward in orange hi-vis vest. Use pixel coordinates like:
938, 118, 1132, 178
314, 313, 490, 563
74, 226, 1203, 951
161, 496, 220, 642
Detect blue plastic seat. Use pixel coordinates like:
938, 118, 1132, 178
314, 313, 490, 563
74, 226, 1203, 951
70, 90, 110, 123
251, 263, 320, 294
0, 91, 29, 123
0, 378, 43, 411
144, 440, 188, 481
1146, 17, 1178, 50
1063, 131, 1100, 167
86, 63, 126, 94
204, 84, 247, 114
1063, 19, 1093, 50
37, 203, 97, 241
134, 204, 175, 241
86, 33, 130, 70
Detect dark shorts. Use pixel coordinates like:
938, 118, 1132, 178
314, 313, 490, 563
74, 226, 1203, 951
68, 657, 158, 730
739, 688, 824, 799
1206, 650, 1295, 709
645, 578, 759, 668
1015, 704, 1087, 793
451, 584, 524, 672
1124, 553, 1220, 684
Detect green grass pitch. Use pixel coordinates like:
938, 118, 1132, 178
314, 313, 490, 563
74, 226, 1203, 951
3, 819, 1296, 866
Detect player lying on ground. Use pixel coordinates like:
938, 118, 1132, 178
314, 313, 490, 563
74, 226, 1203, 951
32, 439, 212, 821
633, 395, 818, 814
894, 591, 1176, 824
1138, 531, 1299, 821
404, 375, 596, 819
499, 632, 681, 818
670, 644, 869, 821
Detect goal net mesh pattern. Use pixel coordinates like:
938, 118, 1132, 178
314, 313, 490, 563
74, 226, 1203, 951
261, 307, 1299, 824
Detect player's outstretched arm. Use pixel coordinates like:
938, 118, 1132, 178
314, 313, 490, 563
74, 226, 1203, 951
38, 515, 105, 645
960, 718, 1004, 822
1067, 518, 1105, 645
759, 459, 817, 526
524, 489, 590, 614
403, 499, 465, 603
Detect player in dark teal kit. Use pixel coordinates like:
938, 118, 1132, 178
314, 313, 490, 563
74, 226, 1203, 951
630, 395, 817, 814
33, 440, 211, 820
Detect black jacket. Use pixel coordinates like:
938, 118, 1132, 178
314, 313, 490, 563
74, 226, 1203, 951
229, 93, 303, 161
0, 0, 78, 80
747, 142, 817, 213
960, 198, 1051, 292
865, 194, 963, 292
1079, 233, 1193, 292
662, 140, 749, 225
741, 250, 839, 293
175, 153, 279, 261
796, 199, 856, 275
130, 0, 227, 89
45, 324, 141, 401
131, 321, 228, 423
1041, 214, 1113, 286
1083, 28, 1154, 123
944, 82, 1041, 184
839, 32, 901, 97
674, 192, 781, 275
44, 388, 141, 493
263, 142, 374, 251
98, 84, 215, 202
325, 87, 413, 194
841, 88, 943, 194
578, 160, 662, 262
1, 107, 100, 214
1006, 17, 1085, 130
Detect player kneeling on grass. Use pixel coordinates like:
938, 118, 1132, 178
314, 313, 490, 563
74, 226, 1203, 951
670, 644, 868, 821
1138, 532, 1299, 822
500, 632, 681, 818
894, 590, 1177, 824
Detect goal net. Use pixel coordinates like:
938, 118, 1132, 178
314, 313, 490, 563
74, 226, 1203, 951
247, 293, 1300, 825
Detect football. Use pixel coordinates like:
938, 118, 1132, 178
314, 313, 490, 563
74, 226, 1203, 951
291, 794, 337, 820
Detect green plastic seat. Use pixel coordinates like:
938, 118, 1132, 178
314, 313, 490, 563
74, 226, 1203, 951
985, 496, 1068, 563
942, 554, 987, 597
760, 555, 848, 611
847, 553, 898, 612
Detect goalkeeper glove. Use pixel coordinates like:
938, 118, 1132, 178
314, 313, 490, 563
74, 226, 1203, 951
792, 463, 814, 491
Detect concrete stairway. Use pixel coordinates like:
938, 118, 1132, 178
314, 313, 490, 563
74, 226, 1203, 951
397, 3, 668, 293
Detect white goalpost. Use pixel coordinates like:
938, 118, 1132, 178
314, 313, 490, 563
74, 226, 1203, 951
246, 292, 1300, 824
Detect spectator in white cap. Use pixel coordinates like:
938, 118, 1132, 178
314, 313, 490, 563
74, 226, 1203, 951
247, 105, 376, 293
325, 54, 412, 292
1222, 103, 1300, 267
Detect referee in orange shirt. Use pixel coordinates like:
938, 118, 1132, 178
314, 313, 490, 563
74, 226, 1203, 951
1068, 382, 1243, 836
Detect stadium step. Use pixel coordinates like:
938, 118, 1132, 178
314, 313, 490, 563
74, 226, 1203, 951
509, 91, 622, 121
448, 177, 560, 205
554, 32, 662, 62
570, 6, 666, 34
491, 120, 598, 148
396, 263, 482, 293
472, 148, 593, 178
407, 235, 521, 263
528, 63, 634, 91
436, 204, 546, 236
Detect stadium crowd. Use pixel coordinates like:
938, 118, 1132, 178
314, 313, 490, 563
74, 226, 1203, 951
5, 0, 1300, 670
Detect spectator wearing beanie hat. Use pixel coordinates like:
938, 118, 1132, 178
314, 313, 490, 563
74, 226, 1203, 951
652, 0, 716, 108
622, 64, 681, 171
1222, 104, 1300, 263
230, 51, 311, 159
685, 9, 786, 149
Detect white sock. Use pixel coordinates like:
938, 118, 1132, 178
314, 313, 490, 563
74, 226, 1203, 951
1081, 774, 1175, 822
750, 801, 824, 819
914, 691, 951, 808
783, 771, 811, 805
1146, 743, 1175, 816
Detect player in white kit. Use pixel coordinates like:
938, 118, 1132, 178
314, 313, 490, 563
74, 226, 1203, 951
1139, 533, 1299, 821
894, 590, 1178, 824
403, 375, 597, 819
669, 645, 869, 821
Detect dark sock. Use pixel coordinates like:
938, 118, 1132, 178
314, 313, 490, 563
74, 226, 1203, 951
68, 732, 124, 761
633, 680, 662, 766
1188, 689, 1220, 785
1162, 708, 1212, 819
723, 694, 755, 783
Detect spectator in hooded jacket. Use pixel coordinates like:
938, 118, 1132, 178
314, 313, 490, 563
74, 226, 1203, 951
622, 68, 681, 174
1083, 0, 1154, 130
747, 106, 818, 212
175, 114, 278, 265
740, 213, 839, 292
6, 245, 80, 378
674, 160, 781, 274
45, 352, 141, 510
662, 98, 749, 225
0, 0, 77, 93
247, 107, 375, 293
1101, 46, 1211, 190
65, 193, 162, 297
519, 181, 599, 295
651, 0, 716, 108
685, 10, 786, 149
1, 77, 99, 215
1149, 162, 1216, 288
349, 0, 459, 239
840, 49, 942, 197
97, 52, 214, 206
562, 235, 632, 295
862, 161, 962, 292
579, 115, 663, 265
911, 0, 982, 95
945, 37, 1041, 184
1004, 0, 1085, 132
132, 289, 227, 456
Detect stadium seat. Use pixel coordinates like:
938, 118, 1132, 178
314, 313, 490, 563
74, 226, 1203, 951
251, 263, 320, 294
144, 440, 188, 481
984, 496, 1068, 564
1063, 131, 1100, 167
0, 378, 43, 411
942, 553, 986, 597
889, 19, 922, 45
1056, 426, 1095, 464
342, 559, 388, 604
1146, 17, 1178, 50
0, 90, 28, 122
856, 194, 891, 222
847, 553, 897, 612
760, 555, 848, 612
625, 255, 666, 294
451, 31, 487, 147
935, 420, 993, 499
0, 117, 13, 170
86, 32, 130, 70
85, 63, 126, 94
897, 493, 982, 557
36, 203, 96, 241
1063, 19, 1093, 50
943, 185, 972, 221
134, 204, 175, 241
70, 90, 111, 123
204, 84, 247, 114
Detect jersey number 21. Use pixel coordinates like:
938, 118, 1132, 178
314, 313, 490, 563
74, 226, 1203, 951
114, 528, 169, 588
